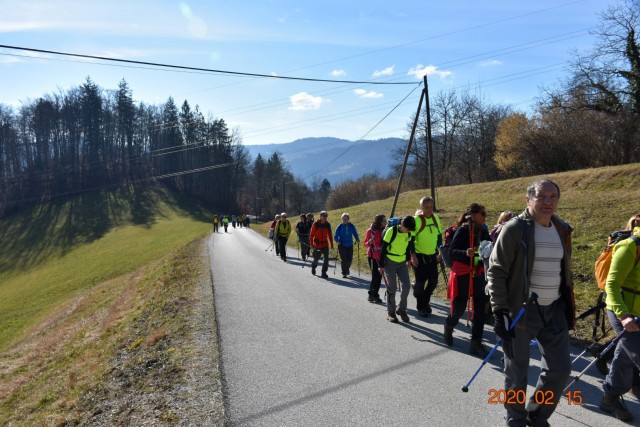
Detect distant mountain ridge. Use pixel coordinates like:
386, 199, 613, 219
243, 137, 407, 184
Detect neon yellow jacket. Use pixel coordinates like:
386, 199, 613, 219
606, 234, 640, 317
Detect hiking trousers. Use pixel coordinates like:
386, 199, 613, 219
384, 259, 411, 315
367, 257, 382, 299
446, 273, 487, 341
413, 253, 439, 311
603, 309, 640, 396
277, 236, 288, 260
338, 245, 353, 275
504, 298, 570, 427
299, 235, 310, 260
311, 246, 330, 274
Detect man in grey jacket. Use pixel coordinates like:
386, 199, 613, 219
487, 179, 575, 427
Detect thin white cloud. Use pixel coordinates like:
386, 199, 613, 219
354, 89, 383, 99
408, 64, 452, 79
289, 92, 325, 111
0, 56, 21, 64
479, 59, 503, 67
372, 65, 394, 78
331, 69, 346, 77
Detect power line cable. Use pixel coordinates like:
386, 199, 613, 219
0, 44, 416, 85
300, 83, 423, 182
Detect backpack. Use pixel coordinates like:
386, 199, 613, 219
594, 230, 640, 290
382, 217, 400, 245
438, 225, 459, 268
416, 214, 441, 235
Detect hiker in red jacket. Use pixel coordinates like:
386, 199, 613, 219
309, 211, 334, 278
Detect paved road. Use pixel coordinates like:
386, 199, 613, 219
209, 227, 639, 426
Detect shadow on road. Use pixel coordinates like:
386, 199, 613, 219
234, 347, 450, 425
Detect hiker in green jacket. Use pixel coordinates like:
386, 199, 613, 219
275, 212, 292, 262
600, 224, 640, 421
411, 196, 443, 317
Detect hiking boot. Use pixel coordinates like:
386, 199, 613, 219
311, 267, 316, 275
418, 309, 430, 317
444, 325, 454, 346
387, 313, 399, 323
374, 297, 383, 304
342, 274, 348, 278
600, 392, 633, 421
525, 411, 550, 427
320, 273, 329, 279
368, 295, 375, 303
469, 339, 489, 358
396, 309, 410, 323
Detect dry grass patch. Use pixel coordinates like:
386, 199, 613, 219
0, 238, 224, 426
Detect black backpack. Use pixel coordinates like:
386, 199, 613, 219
438, 225, 459, 268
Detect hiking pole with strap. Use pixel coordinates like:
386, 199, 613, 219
563, 318, 639, 394
462, 293, 538, 393
264, 241, 274, 251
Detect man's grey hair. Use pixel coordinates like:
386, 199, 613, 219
526, 179, 561, 200
420, 196, 434, 206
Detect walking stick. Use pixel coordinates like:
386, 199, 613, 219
357, 241, 361, 277
462, 293, 538, 392
466, 219, 475, 327
563, 318, 639, 394
333, 248, 340, 276
264, 241, 274, 251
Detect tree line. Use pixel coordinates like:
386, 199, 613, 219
0, 77, 333, 218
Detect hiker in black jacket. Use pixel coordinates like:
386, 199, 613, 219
296, 214, 312, 261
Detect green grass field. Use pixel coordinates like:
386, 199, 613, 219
0, 186, 211, 352
259, 163, 640, 339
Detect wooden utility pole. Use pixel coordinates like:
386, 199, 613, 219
424, 75, 436, 210
390, 86, 425, 218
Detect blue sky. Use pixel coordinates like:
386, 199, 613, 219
0, 0, 610, 145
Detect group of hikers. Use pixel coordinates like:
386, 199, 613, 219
211, 214, 250, 232
262, 178, 640, 425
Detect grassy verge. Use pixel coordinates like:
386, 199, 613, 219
258, 163, 640, 340
0, 237, 224, 425
0, 186, 211, 352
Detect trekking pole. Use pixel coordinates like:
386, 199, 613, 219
462, 293, 537, 393
466, 220, 475, 327
333, 248, 340, 276
563, 319, 638, 394
439, 259, 449, 284
264, 241, 274, 251
357, 241, 361, 277
570, 327, 612, 366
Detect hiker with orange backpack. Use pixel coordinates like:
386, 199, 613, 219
411, 196, 443, 317
599, 216, 640, 421
443, 203, 491, 357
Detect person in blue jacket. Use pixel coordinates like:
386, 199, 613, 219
335, 213, 360, 278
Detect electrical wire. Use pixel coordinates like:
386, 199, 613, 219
0, 44, 416, 85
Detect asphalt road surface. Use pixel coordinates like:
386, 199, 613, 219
209, 227, 639, 426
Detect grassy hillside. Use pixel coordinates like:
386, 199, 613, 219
0, 186, 211, 352
259, 163, 640, 339
0, 186, 224, 424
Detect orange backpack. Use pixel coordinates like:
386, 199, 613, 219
594, 231, 640, 290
